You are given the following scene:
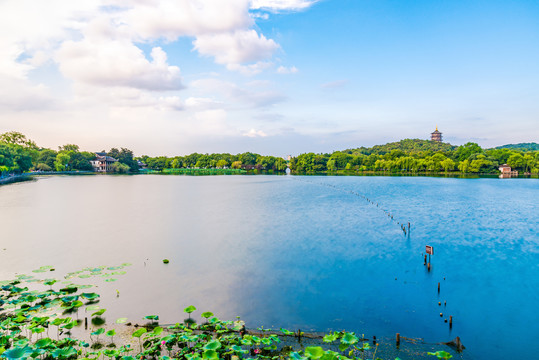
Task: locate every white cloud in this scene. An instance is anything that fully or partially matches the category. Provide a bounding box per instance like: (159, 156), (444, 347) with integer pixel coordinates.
(276, 65), (298, 74)
(123, 0), (252, 40)
(250, 0), (319, 11)
(243, 128), (268, 137)
(57, 29), (183, 91)
(193, 30), (279, 69)
(185, 97), (223, 110)
(191, 78), (286, 108)
(70, 83), (184, 111)
(0, 75), (56, 111)
(227, 61), (274, 75)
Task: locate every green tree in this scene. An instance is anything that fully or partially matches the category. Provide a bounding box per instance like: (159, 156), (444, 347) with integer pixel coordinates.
(109, 162), (130, 173)
(454, 142), (482, 161)
(326, 159), (337, 171)
(216, 159), (228, 168)
(54, 153), (70, 171)
(507, 153), (525, 171)
(231, 161), (242, 169)
(59, 144), (80, 152)
(0, 131), (37, 149)
(440, 158), (456, 172)
(37, 149), (57, 169)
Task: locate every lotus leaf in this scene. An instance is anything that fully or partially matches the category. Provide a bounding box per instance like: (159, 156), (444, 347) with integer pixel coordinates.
(290, 352), (307, 360)
(305, 347), (325, 359)
(323, 333), (339, 343)
(132, 328), (147, 338)
(35, 338), (52, 348)
(341, 333), (358, 345)
(116, 318), (128, 324)
(203, 340), (221, 351)
(184, 305), (196, 314)
(81, 293), (100, 300)
(52, 347), (77, 358)
(103, 349), (119, 357)
(280, 328), (294, 335)
(428, 351), (453, 360)
(2, 346), (29, 359)
(91, 328), (105, 336)
(201, 312), (213, 319)
(51, 318), (66, 326)
(92, 309), (106, 316)
(202, 350), (218, 360)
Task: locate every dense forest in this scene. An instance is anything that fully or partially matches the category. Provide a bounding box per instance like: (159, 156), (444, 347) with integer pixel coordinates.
(1, 131), (538, 176)
(0, 131), (287, 175)
(290, 139), (539, 174)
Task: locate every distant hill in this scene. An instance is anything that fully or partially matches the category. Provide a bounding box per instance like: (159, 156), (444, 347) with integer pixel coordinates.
(495, 143), (539, 151)
(347, 138), (456, 155)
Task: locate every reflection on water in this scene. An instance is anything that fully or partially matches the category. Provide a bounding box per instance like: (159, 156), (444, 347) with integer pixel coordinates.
(0, 175), (538, 360)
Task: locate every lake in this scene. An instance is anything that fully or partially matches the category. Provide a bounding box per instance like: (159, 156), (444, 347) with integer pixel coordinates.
(1, 174), (538, 359)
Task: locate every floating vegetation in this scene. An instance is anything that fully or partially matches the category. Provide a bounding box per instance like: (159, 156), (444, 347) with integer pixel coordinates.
(0, 265), (454, 360)
(116, 317), (128, 324)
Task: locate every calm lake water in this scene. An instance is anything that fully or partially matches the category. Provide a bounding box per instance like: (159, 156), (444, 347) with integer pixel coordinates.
(1, 175), (538, 359)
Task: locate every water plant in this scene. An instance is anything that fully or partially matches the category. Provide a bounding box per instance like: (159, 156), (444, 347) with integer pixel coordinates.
(0, 266), (456, 360)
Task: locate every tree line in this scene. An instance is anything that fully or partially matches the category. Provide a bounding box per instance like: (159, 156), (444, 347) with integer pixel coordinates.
(138, 152), (288, 172)
(2, 131), (538, 176)
(0, 132), (138, 175)
(0, 131), (288, 175)
(290, 139), (539, 174)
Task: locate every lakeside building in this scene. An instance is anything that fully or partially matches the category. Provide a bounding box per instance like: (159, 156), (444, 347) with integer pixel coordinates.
(431, 126), (443, 142)
(137, 160), (147, 170)
(499, 164), (518, 177)
(90, 152), (118, 172)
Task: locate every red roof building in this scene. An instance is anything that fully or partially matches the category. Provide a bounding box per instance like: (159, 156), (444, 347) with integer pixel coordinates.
(91, 153), (118, 172)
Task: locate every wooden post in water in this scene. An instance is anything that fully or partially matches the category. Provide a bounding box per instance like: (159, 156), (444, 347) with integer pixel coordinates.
(424, 255), (427, 265)
(84, 317), (88, 330)
(449, 316), (453, 328)
(396, 333), (400, 347)
(438, 282), (440, 293)
(455, 336), (463, 352)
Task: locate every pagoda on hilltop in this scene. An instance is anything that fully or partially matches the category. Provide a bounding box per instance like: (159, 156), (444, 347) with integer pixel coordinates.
(431, 126), (442, 142)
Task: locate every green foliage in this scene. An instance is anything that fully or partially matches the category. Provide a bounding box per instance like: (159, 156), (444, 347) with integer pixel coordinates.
(109, 162), (130, 173)
(496, 142), (539, 151)
(54, 153), (70, 172)
(290, 138), (539, 174)
(428, 350), (453, 359)
(0, 269), (457, 360)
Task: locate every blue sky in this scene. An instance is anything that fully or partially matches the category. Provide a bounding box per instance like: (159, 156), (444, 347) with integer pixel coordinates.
(1, 0), (538, 156)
